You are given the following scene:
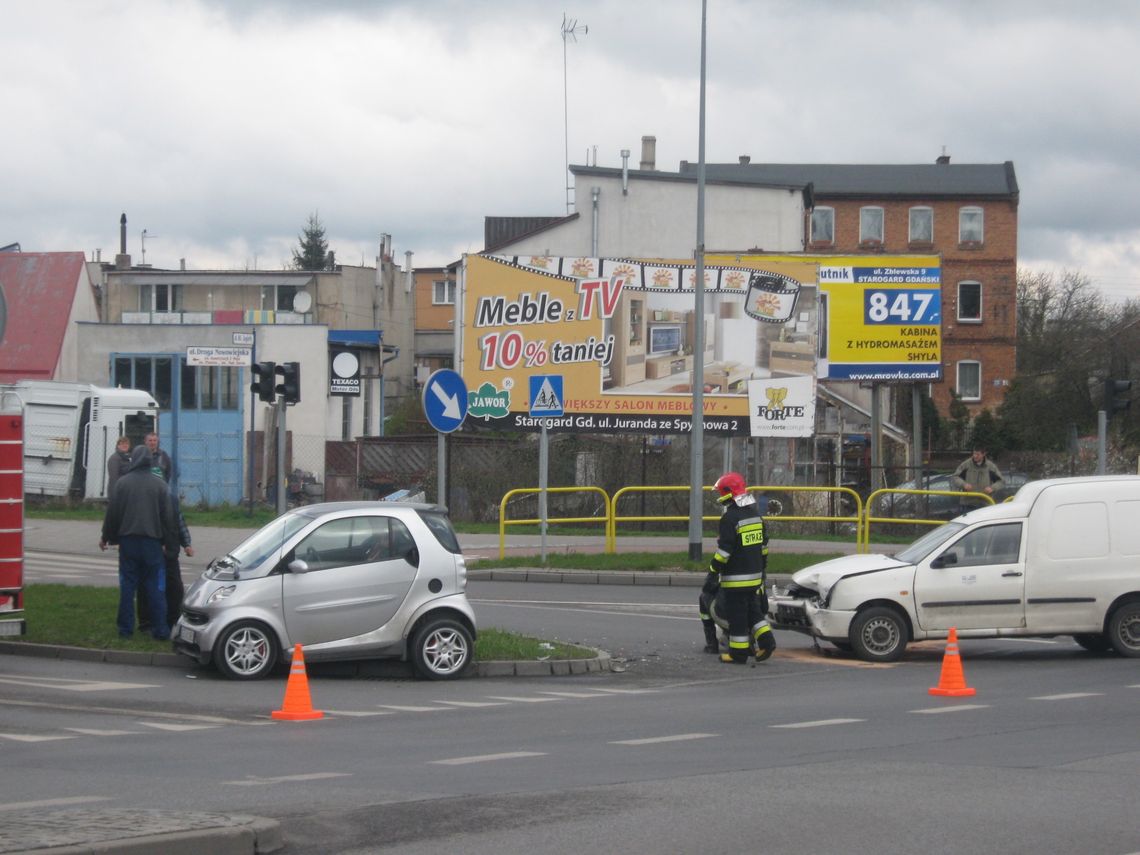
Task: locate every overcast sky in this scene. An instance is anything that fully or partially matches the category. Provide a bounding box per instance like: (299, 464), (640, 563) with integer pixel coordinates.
(3, 0), (1137, 302)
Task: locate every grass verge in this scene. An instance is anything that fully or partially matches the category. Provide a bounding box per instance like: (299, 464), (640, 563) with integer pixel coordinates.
(12, 584), (596, 661)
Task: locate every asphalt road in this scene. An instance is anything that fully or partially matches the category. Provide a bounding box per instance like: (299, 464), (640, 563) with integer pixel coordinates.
(3, 570), (1139, 854)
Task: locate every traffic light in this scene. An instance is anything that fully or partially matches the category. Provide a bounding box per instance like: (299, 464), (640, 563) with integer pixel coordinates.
(250, 361), (276, 403)
(276, 361), (301, 404)
(1104, 377), (1132, 420)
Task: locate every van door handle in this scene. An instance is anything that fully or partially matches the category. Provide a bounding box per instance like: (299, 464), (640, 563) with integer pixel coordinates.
(1001, 571), (1023, 577)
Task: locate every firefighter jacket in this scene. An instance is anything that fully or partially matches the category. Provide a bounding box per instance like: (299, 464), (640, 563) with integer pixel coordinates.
(706, 495), (768, 590)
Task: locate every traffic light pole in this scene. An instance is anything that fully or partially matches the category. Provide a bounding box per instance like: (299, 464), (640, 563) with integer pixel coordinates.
(277, 397), (287, 515)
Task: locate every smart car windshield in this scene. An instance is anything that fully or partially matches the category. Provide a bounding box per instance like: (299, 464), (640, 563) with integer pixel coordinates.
(208, 511), (313, 578)
(895, 522), (966, 564)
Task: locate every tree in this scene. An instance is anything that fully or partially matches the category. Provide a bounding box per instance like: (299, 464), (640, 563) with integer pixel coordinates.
(292, 212), (332, 271)
(998, 269), (1138, 450)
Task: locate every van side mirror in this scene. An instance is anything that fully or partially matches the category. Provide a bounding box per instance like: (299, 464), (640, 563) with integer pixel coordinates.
(931, 551), (958, 569)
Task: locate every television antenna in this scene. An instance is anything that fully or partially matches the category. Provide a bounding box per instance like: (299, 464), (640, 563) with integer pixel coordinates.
(141, 229), (157, 265)
(562, 13), (588, 214)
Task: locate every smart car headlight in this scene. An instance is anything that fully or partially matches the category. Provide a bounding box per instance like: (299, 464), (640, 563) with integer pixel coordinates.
(206, 585), (237, 604)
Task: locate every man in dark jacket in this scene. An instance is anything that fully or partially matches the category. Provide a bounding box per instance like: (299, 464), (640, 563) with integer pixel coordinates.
(141, 494), (193, 634)
(702, 472), (776, 664)
(99, 446), (178, 639)
(105, 435), (131, 497)
(144, 432), (174, 485)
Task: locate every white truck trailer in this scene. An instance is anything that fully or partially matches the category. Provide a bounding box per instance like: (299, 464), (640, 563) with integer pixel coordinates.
(0, 380), (159, 501)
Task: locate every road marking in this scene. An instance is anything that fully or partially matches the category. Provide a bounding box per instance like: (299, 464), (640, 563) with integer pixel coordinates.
(0, 732), (78, 742)
(0, 698), (273, 726)
(434, 700), (509, 708)
(910, 704), (990, 714)
(587, 687), (659, 695)
(324, 710), (393, 717)
(611, 733), (717, 745)
(484, 695), (560, 703)
(0, 796), (112, 811)
(65, 728), (140, 735)
(376, 704), (456, 713)
(224, 772), (352, 786)
(431, 751), (546, 766)
(771, 718), (864, 729)
(1029, 692), (1104, 701)
(537, 690), (613, 699)
(0, 675), (159, 692)
(140, 722), (222, 732)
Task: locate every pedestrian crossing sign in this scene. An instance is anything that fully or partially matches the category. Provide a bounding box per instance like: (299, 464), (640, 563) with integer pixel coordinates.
(528, 375), (564, 417)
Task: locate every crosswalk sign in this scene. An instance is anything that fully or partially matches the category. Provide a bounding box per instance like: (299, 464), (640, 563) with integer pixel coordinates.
(529, 375), (564, 418)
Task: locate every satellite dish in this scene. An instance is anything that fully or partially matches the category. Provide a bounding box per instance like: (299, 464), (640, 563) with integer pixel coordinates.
(292, 291), (312, 313)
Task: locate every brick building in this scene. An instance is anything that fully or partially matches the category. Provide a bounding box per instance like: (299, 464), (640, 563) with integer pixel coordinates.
(693, 155), (1019, 414)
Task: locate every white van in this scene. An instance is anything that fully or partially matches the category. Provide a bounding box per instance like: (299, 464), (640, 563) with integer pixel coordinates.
(770, 476), (1140, 662)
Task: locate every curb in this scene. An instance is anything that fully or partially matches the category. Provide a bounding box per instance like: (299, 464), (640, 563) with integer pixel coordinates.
(6, 809), (282, 855)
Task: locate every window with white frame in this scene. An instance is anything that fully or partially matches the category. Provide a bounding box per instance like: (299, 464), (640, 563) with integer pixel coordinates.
(958, 281), (982, 322)
(261, 284), (299, 312)
(432, 280), (456, 305)
(859, 207), (884, 244)
(909, 207), (933, 243)
(959, 207), (984, 244)
(956, 361), (982, 401)
(810, 207), (834, 244)
(138, 283), (183, 313)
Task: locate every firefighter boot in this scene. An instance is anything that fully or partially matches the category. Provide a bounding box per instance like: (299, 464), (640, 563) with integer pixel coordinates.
(754, 622), (776, 662)
(703, 622), (720, 654)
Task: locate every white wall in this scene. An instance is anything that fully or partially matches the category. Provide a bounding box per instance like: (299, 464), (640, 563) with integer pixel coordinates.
(498, 173), (805, 258)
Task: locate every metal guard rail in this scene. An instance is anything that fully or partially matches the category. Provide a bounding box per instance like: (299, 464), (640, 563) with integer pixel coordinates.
(498, 486), (613, 559)
(609, 484), (863, 555)
(860, 488), (995, 552)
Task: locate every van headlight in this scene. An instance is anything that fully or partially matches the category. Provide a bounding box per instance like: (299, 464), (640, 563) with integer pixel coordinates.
(206, 585), (237, 604)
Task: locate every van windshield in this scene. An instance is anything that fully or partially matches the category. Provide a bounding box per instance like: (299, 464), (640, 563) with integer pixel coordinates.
(895, 522), (965, 564)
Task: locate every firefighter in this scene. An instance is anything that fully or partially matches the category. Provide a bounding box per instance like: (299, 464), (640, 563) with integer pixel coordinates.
(702, 472), (776, 664)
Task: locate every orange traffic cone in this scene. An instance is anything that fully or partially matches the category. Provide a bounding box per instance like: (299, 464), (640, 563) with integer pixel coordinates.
(929, 627), (976, 697)
(272, 644), (324, 720)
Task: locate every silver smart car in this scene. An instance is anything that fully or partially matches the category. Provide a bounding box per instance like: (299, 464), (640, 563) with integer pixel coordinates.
(172, 501), (476, 681)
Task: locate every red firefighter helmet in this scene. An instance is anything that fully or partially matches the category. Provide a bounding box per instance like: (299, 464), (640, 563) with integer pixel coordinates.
(714, 471), (747, 504)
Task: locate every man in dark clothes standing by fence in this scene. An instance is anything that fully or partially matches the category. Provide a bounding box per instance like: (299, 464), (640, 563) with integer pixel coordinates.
(99, 446), (178, 639)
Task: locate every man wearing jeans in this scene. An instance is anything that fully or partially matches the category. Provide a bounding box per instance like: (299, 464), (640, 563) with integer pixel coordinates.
(99, 446), (179, 639)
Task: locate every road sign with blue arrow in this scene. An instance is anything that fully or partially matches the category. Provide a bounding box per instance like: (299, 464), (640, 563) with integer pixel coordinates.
(422, 369), (468, 433)
(529, 375), (564, 418)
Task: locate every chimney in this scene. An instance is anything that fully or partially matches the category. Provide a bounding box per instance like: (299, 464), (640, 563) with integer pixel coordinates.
(115, 212), (131, 270)
(936, 147), (951, 165)
(739, 155), (751, 165)
(404, 251), (414, 294)
(640, 135), (656, 171)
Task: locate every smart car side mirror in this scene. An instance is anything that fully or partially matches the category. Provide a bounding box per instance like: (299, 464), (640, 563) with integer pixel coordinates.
(405, 546), (420, 568)
(287, 559), (313, 574)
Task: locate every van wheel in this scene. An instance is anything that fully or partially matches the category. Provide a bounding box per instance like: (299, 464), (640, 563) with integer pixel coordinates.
(1073, 633), (1113, 654)
(215, 621), (279, 680)
(411, 617), (473, 680)
(849, 606), (908, 663)
(1107, 603), (1140, 658)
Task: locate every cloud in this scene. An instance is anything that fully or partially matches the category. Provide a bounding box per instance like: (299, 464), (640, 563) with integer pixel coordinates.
(1, 0), (1137, 303)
